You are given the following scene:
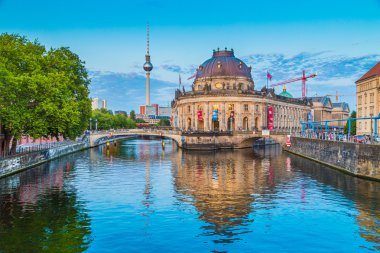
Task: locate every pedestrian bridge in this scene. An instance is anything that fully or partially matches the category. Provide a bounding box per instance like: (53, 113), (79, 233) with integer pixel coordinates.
(89, 129), (289, 150)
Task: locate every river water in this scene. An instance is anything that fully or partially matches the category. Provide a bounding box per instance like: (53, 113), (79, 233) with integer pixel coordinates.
(0, 138), (379, 253)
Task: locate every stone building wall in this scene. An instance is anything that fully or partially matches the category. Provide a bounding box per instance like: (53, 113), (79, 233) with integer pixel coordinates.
(356, 75), (380, 135)
(172, 93), (310, 133)
(286, 137), (380, 180)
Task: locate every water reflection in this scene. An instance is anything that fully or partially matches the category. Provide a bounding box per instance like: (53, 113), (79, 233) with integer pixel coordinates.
(171, 145), (380, 250)
(0, 155), (92, 253)
(172, 148), (292, 244)
(0, 139), (379, 252)
(289, 155), (380, 249)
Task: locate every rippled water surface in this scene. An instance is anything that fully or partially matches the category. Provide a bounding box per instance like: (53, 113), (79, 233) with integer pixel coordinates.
(0, 138), (379, 253)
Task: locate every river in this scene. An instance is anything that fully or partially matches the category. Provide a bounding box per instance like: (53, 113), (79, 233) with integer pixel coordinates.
(0, 137), (379, 252)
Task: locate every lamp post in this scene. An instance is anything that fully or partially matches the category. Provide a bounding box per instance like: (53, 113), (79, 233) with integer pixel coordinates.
(289, 115), (293, 135)
(95, 119), (98, 131)
(370, 113), (373, 143)
(89, 118), (92, 131)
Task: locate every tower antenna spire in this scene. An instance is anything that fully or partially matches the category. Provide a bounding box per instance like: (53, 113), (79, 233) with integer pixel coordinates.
(146, 22), (150, 55)
(143, 22), (153, 106)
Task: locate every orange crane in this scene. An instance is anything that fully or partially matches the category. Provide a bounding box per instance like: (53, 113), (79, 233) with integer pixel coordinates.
(325, 91), (355, 102)
(270, 70), (317, 97)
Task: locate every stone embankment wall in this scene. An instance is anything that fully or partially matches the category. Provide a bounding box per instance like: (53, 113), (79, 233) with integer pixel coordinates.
(286, 137), (380, 181)
(0, 142), (87, 178)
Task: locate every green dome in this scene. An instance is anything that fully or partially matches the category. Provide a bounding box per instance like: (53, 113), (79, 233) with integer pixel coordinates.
(279, 86), (293, 98)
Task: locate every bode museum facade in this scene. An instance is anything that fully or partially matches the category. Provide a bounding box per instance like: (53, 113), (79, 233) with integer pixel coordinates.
(171, 49), (313, 132)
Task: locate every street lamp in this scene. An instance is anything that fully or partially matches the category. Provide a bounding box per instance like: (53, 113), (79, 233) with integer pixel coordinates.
(370, 113), (373, 143)
(95, 119), (98, 131)
(89, 118), (92, 131)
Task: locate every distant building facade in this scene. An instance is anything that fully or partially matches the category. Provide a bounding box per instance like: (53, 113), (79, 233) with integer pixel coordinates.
(332, 102), (350, 128)
(356, 61), (380, 135)
(171, 49), (351, 132)
(92, 98), (107, 110)
(139, 104), (171, 117)
(171, 49), (311, 132)
(115, 110), (127, 116)
(307, 96), (350, 130)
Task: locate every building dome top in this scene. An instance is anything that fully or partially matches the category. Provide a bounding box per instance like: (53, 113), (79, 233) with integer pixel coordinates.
(195, 49), (252, 80)
(279, 85), (293, 98)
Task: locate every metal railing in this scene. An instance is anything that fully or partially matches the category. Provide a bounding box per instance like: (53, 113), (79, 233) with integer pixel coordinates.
(1, 140), (84, 160)
(293, 131), (380, 145)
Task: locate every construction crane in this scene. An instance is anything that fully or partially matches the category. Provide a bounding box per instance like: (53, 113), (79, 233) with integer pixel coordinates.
(270, 70), (317, 97)
(325, 91), (356, 102)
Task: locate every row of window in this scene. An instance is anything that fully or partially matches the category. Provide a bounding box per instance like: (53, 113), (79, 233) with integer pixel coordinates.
(358, 79), (379, 92)
(357, 106), (375, 117)
(190, 104), (260, 113)
(358, 92), (376, 105)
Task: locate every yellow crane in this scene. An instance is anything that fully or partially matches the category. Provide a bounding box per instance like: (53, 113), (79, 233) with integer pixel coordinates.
(325, 91), (355, 102)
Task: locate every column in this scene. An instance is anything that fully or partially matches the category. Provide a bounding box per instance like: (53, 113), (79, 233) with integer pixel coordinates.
(222, 103), (226, 131)
(206, 102), (210, 131)
(237, 103), (242, 130)
(192, 103), (195, 130)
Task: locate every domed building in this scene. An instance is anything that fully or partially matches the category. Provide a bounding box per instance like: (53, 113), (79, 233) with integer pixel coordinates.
(171, 48), (311, 133)
(279, 85), (293, 98)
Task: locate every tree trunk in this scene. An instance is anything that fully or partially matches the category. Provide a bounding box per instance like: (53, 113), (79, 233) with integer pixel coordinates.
(10, 138), (17, 155)
(3, 129), (13, 156)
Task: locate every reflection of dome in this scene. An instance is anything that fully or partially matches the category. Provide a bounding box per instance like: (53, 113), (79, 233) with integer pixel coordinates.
(195, 49), (252, 80)
(143, 62), (153, 72)
(279, 85), (293, 98)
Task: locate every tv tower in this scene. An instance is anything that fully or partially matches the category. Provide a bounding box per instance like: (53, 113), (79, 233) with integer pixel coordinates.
(143, 23), (153, 105)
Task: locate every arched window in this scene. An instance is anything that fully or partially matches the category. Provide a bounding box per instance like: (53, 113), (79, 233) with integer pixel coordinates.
(243, 117), (249, 130)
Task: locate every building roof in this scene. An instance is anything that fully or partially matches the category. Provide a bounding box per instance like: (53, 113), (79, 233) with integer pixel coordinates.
(332, 102), (350, 112)
(356, 61), (380, 82)
(309, 96), (332, 107)
(278, 86), (293, 98)
(195, 49), (252, 80)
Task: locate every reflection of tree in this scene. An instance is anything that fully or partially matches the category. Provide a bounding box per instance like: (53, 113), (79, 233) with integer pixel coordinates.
(289, 155), (380, 248)
(0, 156), (92, 253)
(173, 150), (276, 243)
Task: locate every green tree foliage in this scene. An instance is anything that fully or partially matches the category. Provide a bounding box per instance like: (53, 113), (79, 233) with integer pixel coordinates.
(91, 109), (136, 130)
(157, 119), (170, 126)
(129, 110), (136, 121)
(0, 34), (91, 154)
(344, 111), (356, 135)
(135, 118), (146, 123)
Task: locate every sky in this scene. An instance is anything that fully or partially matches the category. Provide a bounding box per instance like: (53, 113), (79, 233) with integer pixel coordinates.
(1, 0), (380, 111)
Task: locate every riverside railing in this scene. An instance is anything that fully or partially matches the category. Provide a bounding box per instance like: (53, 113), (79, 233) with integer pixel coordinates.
(1, 140), (82, 159)
(293, 131), (379, 145)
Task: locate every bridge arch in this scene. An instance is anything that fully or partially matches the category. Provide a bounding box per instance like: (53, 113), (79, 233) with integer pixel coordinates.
(90, 131), (182, 148)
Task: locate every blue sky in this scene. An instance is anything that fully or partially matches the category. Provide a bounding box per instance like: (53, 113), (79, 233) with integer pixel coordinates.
(1, 0), (380, 111)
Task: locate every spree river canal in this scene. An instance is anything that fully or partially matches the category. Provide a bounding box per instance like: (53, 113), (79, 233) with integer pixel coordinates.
(0, 137), (379, 253)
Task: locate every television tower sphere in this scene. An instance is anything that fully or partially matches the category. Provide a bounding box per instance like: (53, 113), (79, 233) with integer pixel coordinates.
(143, 61), (153, 72)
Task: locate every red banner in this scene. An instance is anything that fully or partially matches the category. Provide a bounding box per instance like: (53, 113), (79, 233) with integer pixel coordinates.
(268, 106), (273, 130)
(197, 110), (203, 121)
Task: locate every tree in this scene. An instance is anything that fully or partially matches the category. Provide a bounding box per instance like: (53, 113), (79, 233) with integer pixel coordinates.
(91, 109), (114, 130)
(113, 114), (136, 129)
(135, 118), (146, 123)
(129, 110), (136, 121)
(157, 119), (170, 126)
(0, 34), (91, 154)
(344, 111), (356, 135)
(91, 109), (136, 130)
